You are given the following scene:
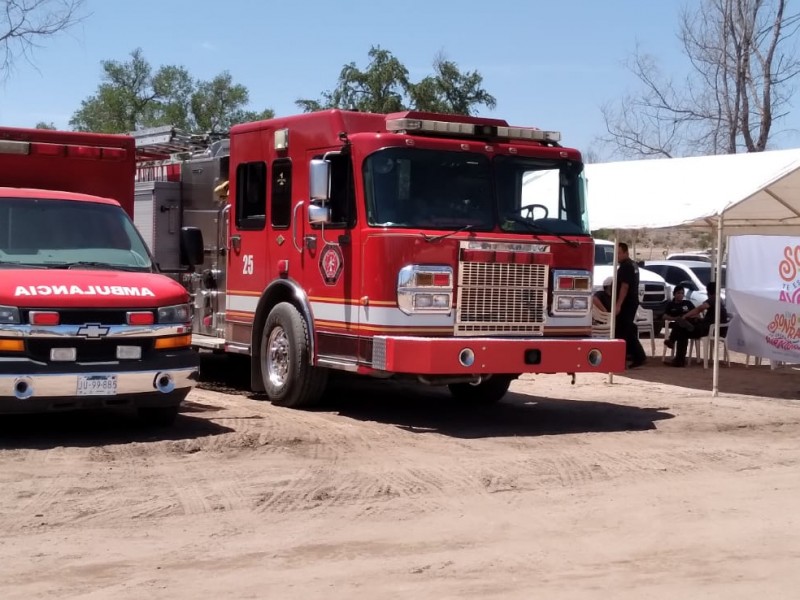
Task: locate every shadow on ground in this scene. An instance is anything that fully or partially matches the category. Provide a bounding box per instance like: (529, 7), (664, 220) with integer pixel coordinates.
(197, 354), (674, 439)
(621, 355), (800, 399)
(0, 404), (234, 450)
(322, 378), (675, 439)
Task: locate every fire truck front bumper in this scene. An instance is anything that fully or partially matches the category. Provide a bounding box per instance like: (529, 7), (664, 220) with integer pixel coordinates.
(0, 350), (199, 413)
(370, 336), (626, 375)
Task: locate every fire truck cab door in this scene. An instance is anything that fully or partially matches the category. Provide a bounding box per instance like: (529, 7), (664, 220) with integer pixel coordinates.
(226, 146), (270, 347)
(304, 150), (359, 355)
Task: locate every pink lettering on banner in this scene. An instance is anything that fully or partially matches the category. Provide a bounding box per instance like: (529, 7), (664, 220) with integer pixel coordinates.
(778, 245), (800, 304)
(765, 336), (800, 352)
(779, 245), (800, 281)
(767, 312), (800, 338)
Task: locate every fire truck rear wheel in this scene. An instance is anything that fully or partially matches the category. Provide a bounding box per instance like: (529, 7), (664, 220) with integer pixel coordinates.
(448, 376), (513, 404)
(261, 302), (328, 408)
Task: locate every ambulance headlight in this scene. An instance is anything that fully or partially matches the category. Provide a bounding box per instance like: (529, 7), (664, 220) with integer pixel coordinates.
(0, 306), (21, 325)
(157, 304), (192, 324)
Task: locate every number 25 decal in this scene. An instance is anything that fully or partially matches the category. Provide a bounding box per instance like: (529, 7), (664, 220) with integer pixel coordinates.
(242, 254), (254, 275)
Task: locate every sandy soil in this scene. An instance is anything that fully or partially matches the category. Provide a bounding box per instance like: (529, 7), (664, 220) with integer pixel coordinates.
(2, 344), (800, 599)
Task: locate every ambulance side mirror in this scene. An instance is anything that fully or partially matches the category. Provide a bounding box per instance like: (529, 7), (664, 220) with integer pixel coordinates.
(309, 159), (330, 201)
(180, 226), (205, 268)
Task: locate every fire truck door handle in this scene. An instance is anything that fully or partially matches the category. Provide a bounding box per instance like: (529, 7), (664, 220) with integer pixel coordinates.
(292, 201), (305, 253)
(230, 235), (241, 253)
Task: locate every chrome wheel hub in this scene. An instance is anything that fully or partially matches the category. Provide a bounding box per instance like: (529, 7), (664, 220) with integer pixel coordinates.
(267, 326), (290, 387)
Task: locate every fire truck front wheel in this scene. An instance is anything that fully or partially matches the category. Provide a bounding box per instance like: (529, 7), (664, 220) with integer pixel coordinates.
(260, 302), (328, 408)
(448, 375), (513, 404)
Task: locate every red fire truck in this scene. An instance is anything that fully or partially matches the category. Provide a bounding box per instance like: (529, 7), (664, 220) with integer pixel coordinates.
(133, 110), (625, 408)
(0, 127), (201, 424)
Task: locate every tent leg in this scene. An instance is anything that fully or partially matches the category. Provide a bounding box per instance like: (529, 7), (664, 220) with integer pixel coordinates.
(608, 233), (619, 384)
(712, 219), (724, 397)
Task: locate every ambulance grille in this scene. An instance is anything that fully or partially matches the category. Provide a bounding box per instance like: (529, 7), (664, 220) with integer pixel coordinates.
(456, 262), (548, 336)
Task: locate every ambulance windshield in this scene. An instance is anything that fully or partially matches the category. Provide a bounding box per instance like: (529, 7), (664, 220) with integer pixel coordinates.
(363, 148), (589, 235)
(0, 197), (153, 271)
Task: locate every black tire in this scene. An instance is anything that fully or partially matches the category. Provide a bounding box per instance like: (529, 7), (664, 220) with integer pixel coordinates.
(260, 302), (328, 408)
(448, 376), (513, 404)
(137, 405), (180, 427)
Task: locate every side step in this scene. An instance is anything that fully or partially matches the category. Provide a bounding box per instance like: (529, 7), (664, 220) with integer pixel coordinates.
(192, 334), (226, 351)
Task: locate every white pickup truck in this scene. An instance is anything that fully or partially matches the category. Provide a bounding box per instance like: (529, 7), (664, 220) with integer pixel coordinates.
(593, 239), (670, 335)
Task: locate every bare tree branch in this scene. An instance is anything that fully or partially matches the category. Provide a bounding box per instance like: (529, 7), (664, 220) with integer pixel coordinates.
(0, 0), (86, 80)
(597, 0), (800, 158)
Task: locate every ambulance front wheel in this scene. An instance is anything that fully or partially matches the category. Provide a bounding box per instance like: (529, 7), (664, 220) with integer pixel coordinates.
(260, 302), (328, 408)
(448, 375), (512, 404)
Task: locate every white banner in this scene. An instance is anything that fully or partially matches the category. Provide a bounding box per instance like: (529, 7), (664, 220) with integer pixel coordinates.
(726, 235), (800, 363)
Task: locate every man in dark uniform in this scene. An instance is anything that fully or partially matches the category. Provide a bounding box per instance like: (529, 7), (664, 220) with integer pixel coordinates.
(614, 242), (647, 368)
(663, 285), (700, 367)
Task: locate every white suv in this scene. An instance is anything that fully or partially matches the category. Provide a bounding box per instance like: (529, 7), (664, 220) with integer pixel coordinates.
(642, 260), (726, 307)
(593, 239), (670, 334)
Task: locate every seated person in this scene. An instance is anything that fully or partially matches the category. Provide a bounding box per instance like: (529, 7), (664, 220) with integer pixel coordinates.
(667, 280), (728, 367)
(664, 285), (699, 351)
(592, 277), (613, 318)
(683, 280), (729, 338)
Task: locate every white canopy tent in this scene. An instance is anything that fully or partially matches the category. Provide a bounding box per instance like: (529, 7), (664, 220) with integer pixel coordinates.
(582, 147), (800, 394)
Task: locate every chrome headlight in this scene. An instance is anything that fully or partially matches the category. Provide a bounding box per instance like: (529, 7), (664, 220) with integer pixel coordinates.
(0, 306), (21, 325)
(552, 270), (592, 317)
(397, 265), (453, 315)
(157, 303), (192, 324)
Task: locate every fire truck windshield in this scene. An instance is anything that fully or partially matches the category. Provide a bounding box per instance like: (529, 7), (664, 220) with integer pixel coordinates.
(0, 197), (153, 272)
(363, 148), (589, 235)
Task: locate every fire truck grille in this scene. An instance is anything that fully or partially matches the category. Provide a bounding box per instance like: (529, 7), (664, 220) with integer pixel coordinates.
(456, 262), (548, 336)
(26, 339), (155, 363)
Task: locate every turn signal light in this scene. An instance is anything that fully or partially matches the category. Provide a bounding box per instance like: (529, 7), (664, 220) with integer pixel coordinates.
(557, 277), (574, 290)
(127, 311), (155, 325)
(30, 311), (60, 326)
(154, 334), (192, 350)
(0, 339), (24, 352)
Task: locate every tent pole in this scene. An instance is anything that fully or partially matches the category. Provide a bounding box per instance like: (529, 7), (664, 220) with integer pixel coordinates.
(712, 218), (724, 397)
(608, 232), (620, 384)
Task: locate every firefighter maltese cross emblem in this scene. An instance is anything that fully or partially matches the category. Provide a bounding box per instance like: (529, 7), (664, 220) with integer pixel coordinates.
(319, 244), (343, 286)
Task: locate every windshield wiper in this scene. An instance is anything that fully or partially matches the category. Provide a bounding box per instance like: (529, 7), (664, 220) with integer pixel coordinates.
(503, 215), (579, 248)
(50, 261), (149, 272)
(421, 225), (475, 243)
(0, 262), (49, 269)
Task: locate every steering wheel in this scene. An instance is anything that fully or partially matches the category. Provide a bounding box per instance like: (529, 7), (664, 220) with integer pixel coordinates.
(520, 203), (549, 220)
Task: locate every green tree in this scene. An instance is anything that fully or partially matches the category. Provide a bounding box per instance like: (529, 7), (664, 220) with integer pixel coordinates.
(70, 48), (273, 133)
(408, 52), (497, 115)
(34, 121), (56, 129)
(296, 45), (496, 116)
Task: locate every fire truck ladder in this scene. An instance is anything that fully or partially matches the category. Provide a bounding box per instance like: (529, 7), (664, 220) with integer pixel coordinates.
(131, 125), (226, 160)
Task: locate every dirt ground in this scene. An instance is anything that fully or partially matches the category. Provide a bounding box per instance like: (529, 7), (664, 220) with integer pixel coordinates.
(2, 343), (800, 599)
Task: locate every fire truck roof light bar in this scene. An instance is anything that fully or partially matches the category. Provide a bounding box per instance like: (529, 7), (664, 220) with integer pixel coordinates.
(385, 118), (561, 143)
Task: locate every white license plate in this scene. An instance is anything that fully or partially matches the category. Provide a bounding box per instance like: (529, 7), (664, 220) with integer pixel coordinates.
(77, 375), (118, 396)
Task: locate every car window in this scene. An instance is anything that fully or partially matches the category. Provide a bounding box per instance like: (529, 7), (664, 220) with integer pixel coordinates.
(665, 266), (689, 286)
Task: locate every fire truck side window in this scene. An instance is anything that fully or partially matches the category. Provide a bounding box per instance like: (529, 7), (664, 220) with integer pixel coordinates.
(271, 159), (292, 228)
(235, 161), (267, 230)
(311, 153), (356, 229)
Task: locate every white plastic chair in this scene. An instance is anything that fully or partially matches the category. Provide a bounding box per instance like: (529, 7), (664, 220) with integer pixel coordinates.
(701, 323), (730, 369)
(591, 306), (611, 338)
(745, 356), (783, 369)
(634, 306), (656, 356)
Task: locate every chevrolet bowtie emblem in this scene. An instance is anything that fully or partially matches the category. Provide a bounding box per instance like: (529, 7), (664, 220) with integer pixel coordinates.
(77, 324), (110, 338)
